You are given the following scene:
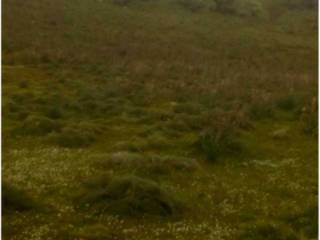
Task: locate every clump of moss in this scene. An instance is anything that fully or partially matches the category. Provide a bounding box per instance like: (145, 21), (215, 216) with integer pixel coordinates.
(76, 175), (183, 217)
(2, 183), (36, 213)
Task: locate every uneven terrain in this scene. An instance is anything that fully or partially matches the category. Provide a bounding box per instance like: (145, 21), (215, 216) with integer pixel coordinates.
(2, 0), (318, 239)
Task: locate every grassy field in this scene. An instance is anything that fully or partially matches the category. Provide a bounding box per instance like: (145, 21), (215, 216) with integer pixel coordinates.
(2, 0), (318, 239)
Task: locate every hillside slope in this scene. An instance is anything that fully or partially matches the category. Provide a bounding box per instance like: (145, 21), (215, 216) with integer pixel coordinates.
(2, 1), (318, 239)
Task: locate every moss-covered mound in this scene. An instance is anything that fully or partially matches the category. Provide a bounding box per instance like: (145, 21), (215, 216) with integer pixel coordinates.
(77, 175), (182, 217)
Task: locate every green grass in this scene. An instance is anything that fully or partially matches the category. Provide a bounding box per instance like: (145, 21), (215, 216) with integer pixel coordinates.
(2, 0), (317, 239)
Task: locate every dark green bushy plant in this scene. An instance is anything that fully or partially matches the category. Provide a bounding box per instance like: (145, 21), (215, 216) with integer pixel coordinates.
(76, 175), (183, 217)
(276, 95), (300, 111)
(2, 183), (36, 213)
(54, 122), (100, 148)
(197, 126), (243, 161)
(250, 102), (274, 120)
(16, 115), (62, 136)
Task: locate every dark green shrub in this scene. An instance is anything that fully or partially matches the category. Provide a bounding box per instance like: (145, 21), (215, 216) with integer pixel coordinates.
(18, 81), (29, 89)
(54, 122), (100, 148)
(2, 183), (36, 213)
(250, 102), (274, 120)
(76, 175), (182, 217)
(276, 95), (300, 111)
(16, 115), (62, 136)
(197, 127), (244, 161)
(3, 100), (20, 115)
(45, 105), (64, 119)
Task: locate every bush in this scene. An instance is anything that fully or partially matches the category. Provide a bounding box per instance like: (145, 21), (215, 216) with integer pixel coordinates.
(250, 102), (274, 120)
(76, 175), (182, 217)
(276, 95), (300, 111)
(44, 105), (64, 119)
(54, 122), (101, 148)
(16, 115), (62, 136)
(196, 127), (244, 161)
(2, 183), (36, 213)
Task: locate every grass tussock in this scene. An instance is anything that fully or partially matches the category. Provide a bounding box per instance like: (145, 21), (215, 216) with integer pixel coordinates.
(15, 115), (62, 136)
(76, 175), (183, 217)
(197, 128), (244, 161)
(53, 122), (102, 148)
